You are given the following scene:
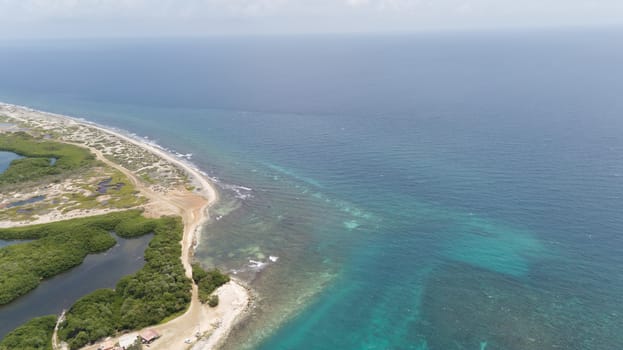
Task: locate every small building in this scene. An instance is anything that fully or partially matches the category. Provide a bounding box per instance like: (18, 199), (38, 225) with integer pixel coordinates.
(119, 334), (138, 349)
(139, 329), (161, 344)
(98, 341), (115, 350)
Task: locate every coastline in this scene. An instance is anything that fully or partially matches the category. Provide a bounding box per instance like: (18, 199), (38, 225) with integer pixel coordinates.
(0, 102), (251, 350)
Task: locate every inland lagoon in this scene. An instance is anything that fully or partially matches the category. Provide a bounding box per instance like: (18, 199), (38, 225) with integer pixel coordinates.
(0, 234), (152, 338)
(0, 151), (20, 173)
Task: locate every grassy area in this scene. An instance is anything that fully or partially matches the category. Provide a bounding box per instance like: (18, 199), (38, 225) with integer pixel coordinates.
(60, 170), (146, 213)
(139, 173), (156, 184)
(0, 132), (145, 222)
(105, 170), (145, 208)
(0, 210), (148, 305)
(0, 132), (96, 186)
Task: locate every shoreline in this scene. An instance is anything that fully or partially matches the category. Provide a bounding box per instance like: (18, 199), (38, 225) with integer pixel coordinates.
(0, 102), (251, 350)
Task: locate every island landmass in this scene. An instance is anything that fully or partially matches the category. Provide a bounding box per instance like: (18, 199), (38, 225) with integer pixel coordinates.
(0, 103), (250, 350)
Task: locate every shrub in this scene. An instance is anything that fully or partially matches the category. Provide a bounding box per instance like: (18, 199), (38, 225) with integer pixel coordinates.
(192, 265), (229, 304)
(207, 294), (219, 308)
(126, 338), (143, 350)
(191, 262), (208, 283)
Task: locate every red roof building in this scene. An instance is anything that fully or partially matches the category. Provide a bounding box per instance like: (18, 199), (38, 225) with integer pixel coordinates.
(139, 329), (160, 343)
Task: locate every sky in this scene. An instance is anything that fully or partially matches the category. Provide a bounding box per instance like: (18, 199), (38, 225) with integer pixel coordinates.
(0, 0), (622, 38)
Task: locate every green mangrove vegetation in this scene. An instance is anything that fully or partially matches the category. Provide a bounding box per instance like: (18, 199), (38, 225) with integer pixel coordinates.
(0, 131), (96, 186)
(58, 216), (191, 350)
(1, 213), (192, 349)
(0, 131), (206, 348)
(0, 210), (148, 305)
(192, 263), (230, 305)
(0, 315), (56, 350)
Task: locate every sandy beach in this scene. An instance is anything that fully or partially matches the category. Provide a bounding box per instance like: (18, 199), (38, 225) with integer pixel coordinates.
(0, 103), (250, 350)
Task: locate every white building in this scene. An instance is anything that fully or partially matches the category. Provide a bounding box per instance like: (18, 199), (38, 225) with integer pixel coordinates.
(118, 334), (138, 349)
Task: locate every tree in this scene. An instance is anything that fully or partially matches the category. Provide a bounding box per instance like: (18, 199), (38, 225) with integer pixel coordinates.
(208, 294), (219, 307)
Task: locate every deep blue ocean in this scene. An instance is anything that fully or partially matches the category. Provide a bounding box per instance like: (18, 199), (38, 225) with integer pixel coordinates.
(1, 30), (622, 349)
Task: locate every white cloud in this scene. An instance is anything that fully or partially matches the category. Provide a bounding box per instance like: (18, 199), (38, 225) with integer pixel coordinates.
(0, 0), (621, 38)
(346, 0), (369, 7)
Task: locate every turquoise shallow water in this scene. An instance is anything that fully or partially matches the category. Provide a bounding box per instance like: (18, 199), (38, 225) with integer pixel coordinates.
(0, 31), (622, 348)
